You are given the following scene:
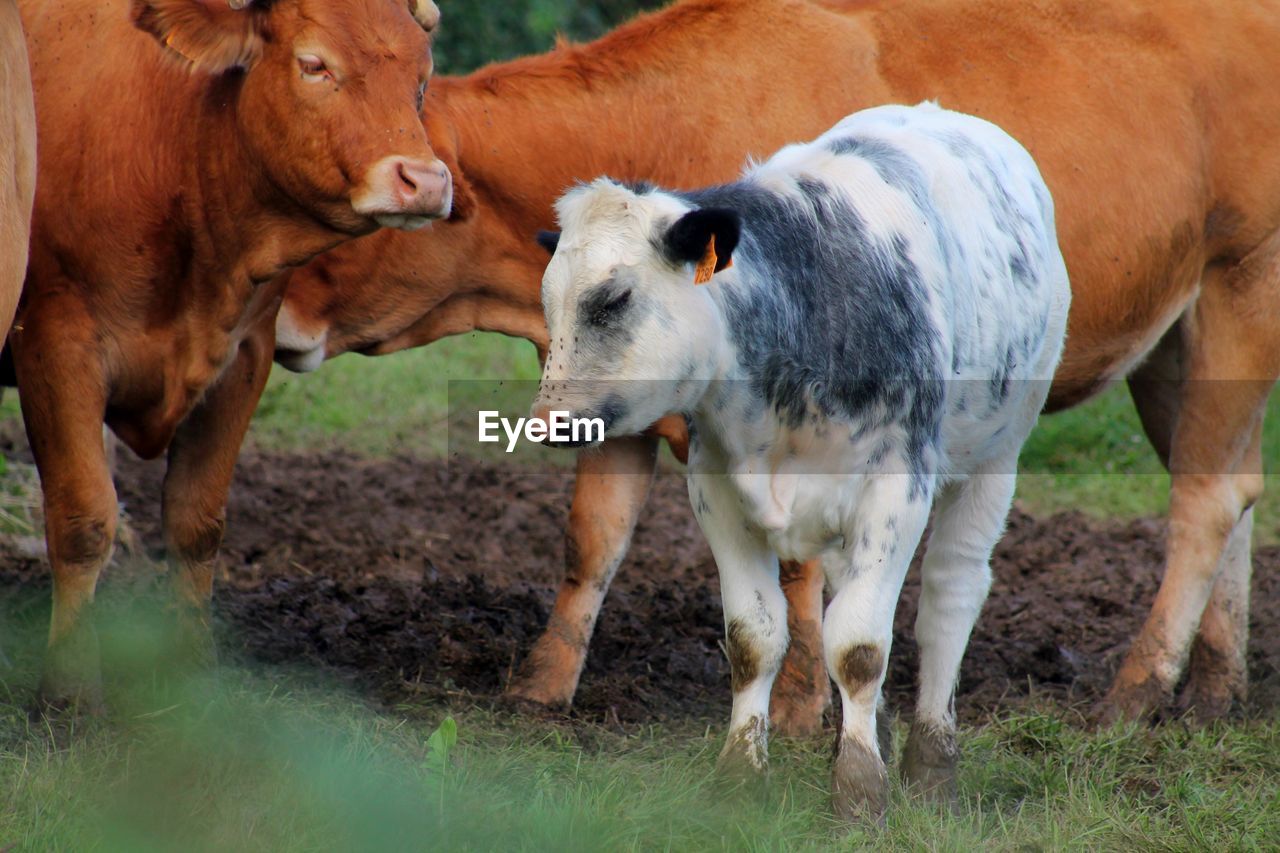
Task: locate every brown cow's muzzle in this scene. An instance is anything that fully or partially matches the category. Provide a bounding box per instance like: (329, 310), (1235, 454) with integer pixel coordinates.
(352, 156), (452, 230)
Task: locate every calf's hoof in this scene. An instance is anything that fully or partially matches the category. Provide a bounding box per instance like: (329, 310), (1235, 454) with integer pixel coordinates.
(831, 733), (888, 824)
(900, 721), (958, 807)
(716, 715), (770, 791)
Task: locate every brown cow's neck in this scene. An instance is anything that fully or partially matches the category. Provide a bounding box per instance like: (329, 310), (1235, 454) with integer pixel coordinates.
(185, 85), (350, 288)
(322, 0), (857, 358)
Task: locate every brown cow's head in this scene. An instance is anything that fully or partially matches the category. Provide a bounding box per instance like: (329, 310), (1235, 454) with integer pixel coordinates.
(132, 0), (454, 232)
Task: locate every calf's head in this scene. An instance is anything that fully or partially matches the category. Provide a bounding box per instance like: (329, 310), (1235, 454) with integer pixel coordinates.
(532, 180), (740, 444)
(132, 0), (452, 231)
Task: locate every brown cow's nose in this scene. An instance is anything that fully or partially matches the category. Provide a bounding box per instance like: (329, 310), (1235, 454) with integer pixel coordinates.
(351, 155), (452, 229)
(393, 158), (448, 209)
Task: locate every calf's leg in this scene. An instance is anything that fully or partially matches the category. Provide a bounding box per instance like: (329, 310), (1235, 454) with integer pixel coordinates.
(690, 473), (789, 778)
(824, 474), (931, 822)
(904, 466), (1015, 802)
(505, 435), (658, 708)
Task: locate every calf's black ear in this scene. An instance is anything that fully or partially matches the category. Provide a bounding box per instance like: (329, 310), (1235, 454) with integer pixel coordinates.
(662, 208), (740, 283)
(536, 230), (561, 256)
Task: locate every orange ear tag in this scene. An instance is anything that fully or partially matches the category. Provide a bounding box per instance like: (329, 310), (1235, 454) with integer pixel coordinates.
(694, 235), (733, 284)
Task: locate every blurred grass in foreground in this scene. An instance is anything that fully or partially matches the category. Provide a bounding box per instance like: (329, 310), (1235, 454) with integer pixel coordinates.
(1, 593), (1278, 851)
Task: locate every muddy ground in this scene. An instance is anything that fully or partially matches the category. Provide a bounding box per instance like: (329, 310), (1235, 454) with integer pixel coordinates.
(3, 442), (1278, 726)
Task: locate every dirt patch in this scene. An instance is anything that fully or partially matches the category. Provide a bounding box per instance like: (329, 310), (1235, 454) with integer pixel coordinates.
(2, 442), (1278, 725)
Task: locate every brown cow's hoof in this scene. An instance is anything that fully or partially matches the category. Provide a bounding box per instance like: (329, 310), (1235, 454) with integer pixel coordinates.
(900, 721), (958, 806)
(36, 627), (105, 717)
(501, 670), (573, 715)
(831, 732), (888, 824)
(1178, 639), (1245, 724)
(35, 671), (105, 718)
(494, 692), (571, 722)
(1093, 677), (1169, 728)
(502, 682), (572, 712)
(172, 617), (219, 672)
(502, 627), (584, 712)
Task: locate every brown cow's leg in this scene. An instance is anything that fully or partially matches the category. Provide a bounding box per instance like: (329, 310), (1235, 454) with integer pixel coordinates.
(161, 333), (273, 666)
(505, 435), (659, 708)
(1180, 443), (1256, 720)
(1126, 315), (1254, 722)
(1099, 251), (1280, 725)
(13, 319), (115, 711)
(770, 559), (830, 736)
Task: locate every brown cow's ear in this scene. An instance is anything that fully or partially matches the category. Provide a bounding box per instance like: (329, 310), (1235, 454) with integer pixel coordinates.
(132, 0), (265, 74)
(408, 0), (441, 32)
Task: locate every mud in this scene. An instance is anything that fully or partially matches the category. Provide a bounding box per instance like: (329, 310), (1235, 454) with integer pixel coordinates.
(2, 442), (1278, 725)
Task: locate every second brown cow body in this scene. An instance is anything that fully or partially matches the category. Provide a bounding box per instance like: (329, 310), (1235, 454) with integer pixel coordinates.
(276, 0), (1280, 734)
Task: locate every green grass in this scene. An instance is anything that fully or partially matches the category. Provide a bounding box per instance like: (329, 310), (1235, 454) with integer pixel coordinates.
(2, 594), (1278, 852)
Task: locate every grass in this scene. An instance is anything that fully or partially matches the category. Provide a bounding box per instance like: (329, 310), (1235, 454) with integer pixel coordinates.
(3, 332), (1280, 849)
(1, 600), (1278, 852)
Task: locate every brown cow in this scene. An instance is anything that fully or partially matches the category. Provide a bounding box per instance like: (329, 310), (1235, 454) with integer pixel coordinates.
(279, 0), (1280, 749)
(0, 0), (33, 347)
(12, 0), (454, 710)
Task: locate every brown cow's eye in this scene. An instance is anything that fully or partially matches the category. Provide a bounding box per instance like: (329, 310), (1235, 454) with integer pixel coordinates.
(416, 80), (427, 112)
(298, 55), (331, 81)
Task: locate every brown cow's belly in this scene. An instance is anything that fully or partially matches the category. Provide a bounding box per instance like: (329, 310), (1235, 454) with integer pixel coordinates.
(1045, 267), (1200, 412)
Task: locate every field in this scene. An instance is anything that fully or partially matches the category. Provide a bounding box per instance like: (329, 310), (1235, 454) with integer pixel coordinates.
(2, 333), (1279, 850)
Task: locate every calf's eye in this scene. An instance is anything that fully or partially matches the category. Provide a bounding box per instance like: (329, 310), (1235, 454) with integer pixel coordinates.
(591, 290), (631, 326)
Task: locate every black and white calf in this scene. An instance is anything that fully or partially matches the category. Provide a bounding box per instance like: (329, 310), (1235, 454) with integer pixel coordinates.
(532, 103), (1070, 821)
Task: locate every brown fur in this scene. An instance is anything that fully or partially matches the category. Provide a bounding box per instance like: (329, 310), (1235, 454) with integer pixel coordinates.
(837, 644), (884, 694)
(0, 0), (33, 351)
(725, 618), (760, 692)
(13, 0), (441, 707)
